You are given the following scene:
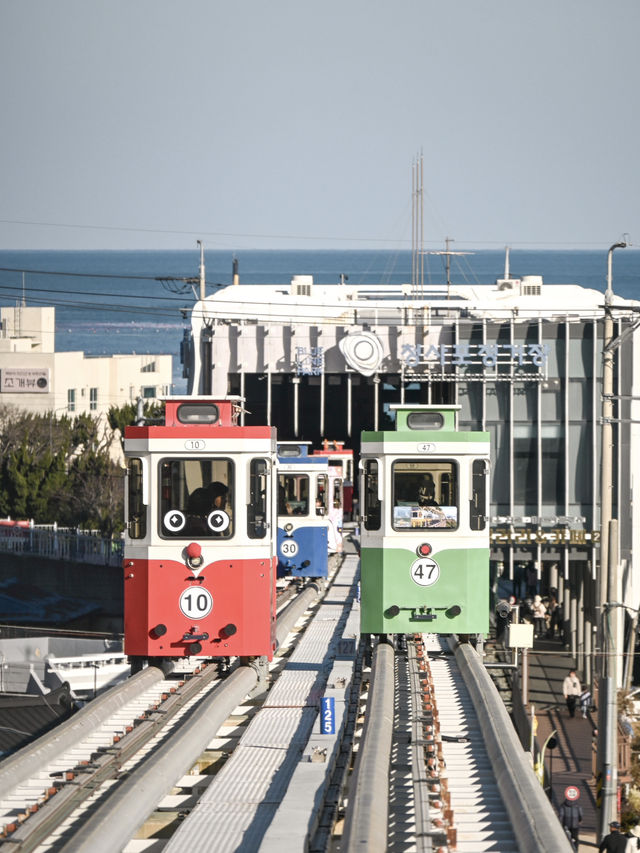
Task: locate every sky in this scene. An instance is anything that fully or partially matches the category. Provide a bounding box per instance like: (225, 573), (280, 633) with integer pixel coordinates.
(1, 0), (638, 252)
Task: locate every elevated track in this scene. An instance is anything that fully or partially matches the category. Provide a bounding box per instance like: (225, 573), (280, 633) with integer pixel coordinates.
(0, 550), (571, 852)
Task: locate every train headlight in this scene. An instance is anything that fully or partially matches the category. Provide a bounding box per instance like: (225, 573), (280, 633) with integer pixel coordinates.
(416, 543), (432, 557)
(185, 542), (204, 569)
(284, 523), (294, 534)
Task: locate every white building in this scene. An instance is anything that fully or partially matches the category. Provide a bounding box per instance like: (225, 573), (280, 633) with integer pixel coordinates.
(0, 306), (172, 417)
(183, 267), (640, 686)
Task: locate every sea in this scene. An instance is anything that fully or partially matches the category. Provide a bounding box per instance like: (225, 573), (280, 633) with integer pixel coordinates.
(0, 248), (638, 396)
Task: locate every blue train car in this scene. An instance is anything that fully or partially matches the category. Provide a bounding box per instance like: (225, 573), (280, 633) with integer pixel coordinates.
(277, 442), (329, 580)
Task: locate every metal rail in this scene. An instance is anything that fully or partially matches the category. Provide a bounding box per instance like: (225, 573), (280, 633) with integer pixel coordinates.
(0, 557), (574, 853)
(0, 663), (170, 802)
(341, 640), (395, 853)
(452, 638), (573, 853)
(60, 664), (259, 853)
(0, 578), (330, 852)
(341, 635), (573, 853)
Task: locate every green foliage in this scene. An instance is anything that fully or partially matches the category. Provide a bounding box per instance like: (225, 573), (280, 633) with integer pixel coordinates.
(108, 401), (163, 450)
(0, 403), (125, 535)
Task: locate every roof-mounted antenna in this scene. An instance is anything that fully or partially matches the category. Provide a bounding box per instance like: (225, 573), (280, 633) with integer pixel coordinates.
(504, 246), (511, 280)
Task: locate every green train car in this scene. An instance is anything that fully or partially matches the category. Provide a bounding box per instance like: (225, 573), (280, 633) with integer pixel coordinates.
(359, 405), (490, 636)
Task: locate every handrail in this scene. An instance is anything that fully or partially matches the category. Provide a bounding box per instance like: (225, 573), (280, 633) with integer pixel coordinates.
(453, 639), (574, 853)
(0, 527), (123, 567)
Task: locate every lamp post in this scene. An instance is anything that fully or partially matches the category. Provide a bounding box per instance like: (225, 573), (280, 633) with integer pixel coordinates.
(598, 240), (626, 838)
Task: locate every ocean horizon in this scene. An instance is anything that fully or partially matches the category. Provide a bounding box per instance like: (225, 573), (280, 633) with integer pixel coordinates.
(1, 248), (638, 395)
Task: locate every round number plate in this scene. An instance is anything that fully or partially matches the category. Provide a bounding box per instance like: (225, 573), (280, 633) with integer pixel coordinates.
(179, 587), (213, 619)
(280, 539), (299, 557)
(410, 557), (440, 587)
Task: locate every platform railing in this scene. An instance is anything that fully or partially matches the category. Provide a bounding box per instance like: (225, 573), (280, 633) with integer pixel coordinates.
(0, 523), (123, 567)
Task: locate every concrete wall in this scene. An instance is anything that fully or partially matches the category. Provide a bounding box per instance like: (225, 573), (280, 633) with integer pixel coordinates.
(0, 552), (123, 633)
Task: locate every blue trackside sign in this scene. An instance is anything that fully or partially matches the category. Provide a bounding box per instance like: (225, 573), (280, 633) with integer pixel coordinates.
(320, 697), (335, 734)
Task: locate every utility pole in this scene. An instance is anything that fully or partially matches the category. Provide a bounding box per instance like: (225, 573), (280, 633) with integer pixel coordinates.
(597, 240), (626, 838)
(197, 240), (206, 301)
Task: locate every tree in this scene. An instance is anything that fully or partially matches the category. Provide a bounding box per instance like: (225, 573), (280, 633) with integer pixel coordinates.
(64, 448), (125, 537)
(108, 400), (163, 451)
(0, 406), (125, 535)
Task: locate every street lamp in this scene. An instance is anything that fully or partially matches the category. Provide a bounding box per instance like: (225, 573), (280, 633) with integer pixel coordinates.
(598, 240), (626, 838)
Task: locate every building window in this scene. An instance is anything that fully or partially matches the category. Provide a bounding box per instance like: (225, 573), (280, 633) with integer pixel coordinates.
(67, 389), (76, 412)
(89, 387), (98, 411)
(142, 386), (156, 399)
(141, 361), (156, 373)
(513, 425), (537, 512)
(541, 425), (564, 507)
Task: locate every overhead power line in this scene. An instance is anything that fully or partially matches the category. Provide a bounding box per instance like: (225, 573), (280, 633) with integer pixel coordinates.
(0, 282), (189, 305)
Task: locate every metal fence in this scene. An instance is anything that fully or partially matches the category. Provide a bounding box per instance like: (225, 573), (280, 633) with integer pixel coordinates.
(0, 524), (123, 567)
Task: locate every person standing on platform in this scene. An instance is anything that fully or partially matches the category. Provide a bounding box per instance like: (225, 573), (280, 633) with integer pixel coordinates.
(563, 669), (582, 718)
(558, 796), (583, 849)
(599, 821), (628, 852)
(532, 594), (547, 638)
(546, 590), (560, 638)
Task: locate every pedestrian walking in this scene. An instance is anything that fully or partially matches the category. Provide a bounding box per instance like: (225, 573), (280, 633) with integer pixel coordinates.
(563, 669), (581, 718)
(599, 821), (628, 852)
(558, 796), (583, 849)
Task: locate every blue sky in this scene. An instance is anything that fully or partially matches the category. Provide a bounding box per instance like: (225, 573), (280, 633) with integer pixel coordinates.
(1, 0), (638, 251)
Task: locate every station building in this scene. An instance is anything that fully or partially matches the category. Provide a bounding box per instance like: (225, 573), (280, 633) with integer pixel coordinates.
(0, 305), (172, 419)
(184, 267), (640, 684)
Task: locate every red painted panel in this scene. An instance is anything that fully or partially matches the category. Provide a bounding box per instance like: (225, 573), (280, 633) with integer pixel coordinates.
(125, 425), (274, 439)
(124, 556), (276, 660)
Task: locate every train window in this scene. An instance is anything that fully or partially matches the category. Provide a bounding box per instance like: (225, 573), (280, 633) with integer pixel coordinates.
(159, 458), (234, 538)
(176, 403), (220, 424)
(363, 460), (381, 531)
(333, 478), (343, 509)
(248, 458), (268, 539)
(127, 458), (146, 539)
(392, 460), (458, 530)
(278, 445), (302, 457)
(470, 459), (488, 531)
(278, 473), (309, 516)
(406, 412), (444, 430)
(316, 474), (328, 516)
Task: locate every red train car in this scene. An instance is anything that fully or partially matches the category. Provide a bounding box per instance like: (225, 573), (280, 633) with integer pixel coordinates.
(123, 397), (277, 668)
